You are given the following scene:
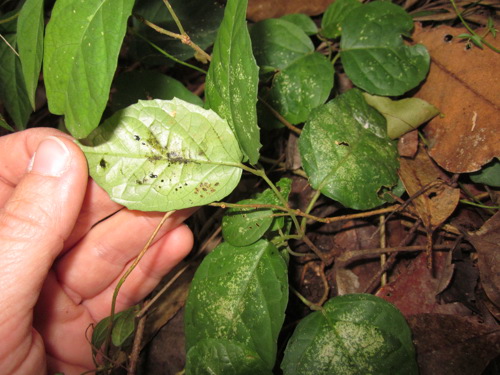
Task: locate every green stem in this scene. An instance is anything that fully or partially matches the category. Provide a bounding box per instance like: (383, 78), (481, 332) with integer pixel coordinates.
(163, 0), (186, 36)
(130, 29), (207, 74)
(450, 0), (500, 53)
(460, 199), (500, 210)
(290, 286), (323, 311)
(0, 12), (19, 24)
(300, 189), (322, 233)
(331, 52), (341, 65)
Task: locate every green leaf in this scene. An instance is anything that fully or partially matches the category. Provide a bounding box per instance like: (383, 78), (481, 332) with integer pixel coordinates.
(250, 18), (313, 72)
(281, 294), (418, 375)
(0, 113), (14, 132)
(78, 98), (243, 211)
(221, 178), (292, 246)
(44, 0), (135, 138)
(185, 240), (288, 370)
(205, 0), (261, 165)
(251, 19), (333, 125)
(111, 71), (203, 112)
(281, 14), (318, 36)
(131, 0), (224, 64)
(470, 158), (500, 187)
(363, 93), (439, 139)
(321, 0), (362, 39)
(186, 339), (273, 375)
(0, 32), (32, 130)
(111, 305), (137, 347)
(17, 0), (44, 109)
(298, 89), (399, 210)
(222, 199), (274, 247)
(340, 1), (430, 96)
(266, 52), (334, 124)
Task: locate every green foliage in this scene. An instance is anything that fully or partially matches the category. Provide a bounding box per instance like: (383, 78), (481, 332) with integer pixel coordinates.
(363, 93), (439, 139)
(0, 113), (13, 132)
(281, 294), (418, 375)
(185, 339), (273, 375)
(299, 89), (399, 210)
(205, 0), (261, 165)
(321, 0), (362, 39)
(44, 0), (135, 138)
(92, 305), (139, 351)
(281, 14), (318, 36)
(111, 71), (203, 112)
(0, 13), (31, 130)
(470, 158), (500, 187)
(185, 240), (288, 371)
(79, 98), (243, 211)
(17, 0), (44, 110)
(340, 1), (430, 95)
(251, 18), (333, 125)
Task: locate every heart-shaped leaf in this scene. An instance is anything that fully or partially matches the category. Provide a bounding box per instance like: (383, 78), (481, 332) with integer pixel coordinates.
(340, 1), (430, 95)
(299, 89), (399, 210)
(185, 240), (288, 370)
(321, 0), (361, 39)
(79, 98), (243, 211)
(281, 294), (418, 375)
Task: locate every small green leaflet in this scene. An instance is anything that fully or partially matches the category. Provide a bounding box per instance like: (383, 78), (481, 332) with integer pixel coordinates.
(299, 89), (399, 210)
(251, 18), (333, 125)
(185, 240), (288, 370)
(470, 158), (500, 187)
(205, 0), (261, 165)
(17, 0), (44, 110)
(79, 98), (243, 211)
(281, 14), (318, 36)
(186, 339), (272, 375)
(0, 113), (14, 132)
(222, 178), (292, 247)
(321, 0), (362, 39)
(363, 93), (439, 139)
(44, 0), (135, 138)
(281, 294), (418, 375)
(340, 1), (430, 96)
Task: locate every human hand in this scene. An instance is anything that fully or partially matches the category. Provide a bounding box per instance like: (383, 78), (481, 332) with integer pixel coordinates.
(0, 128), (194, 374)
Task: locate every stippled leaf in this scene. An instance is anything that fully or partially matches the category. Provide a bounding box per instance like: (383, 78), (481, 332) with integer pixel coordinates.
(299, 89), (399, 210)
(79, 98), (243, 211)
(222, 178), (292, 246)
(363, 93), (439, 139)
(111, 71), (203, 112)
(17, 0), (44, 109)
(185, 240), (288, 370)
(44, 0), (135, 138)
(321, 0), (361, 39)
(281, 294), (418, 375)
(186, 339), (273, 375)
(251, 18), (333, 125)
(340, 1), (430, 96)
(205, 0), (261, 165)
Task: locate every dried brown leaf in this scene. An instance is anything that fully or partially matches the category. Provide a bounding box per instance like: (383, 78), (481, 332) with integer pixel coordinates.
(467, 211), (500, 308)
(413, 25), (500, 173)
(247, 0), (334, 21)
(408, 313), (500, 375)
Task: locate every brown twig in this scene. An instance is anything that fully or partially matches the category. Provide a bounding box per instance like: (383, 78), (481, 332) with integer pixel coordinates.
(128, 308), (147, 375)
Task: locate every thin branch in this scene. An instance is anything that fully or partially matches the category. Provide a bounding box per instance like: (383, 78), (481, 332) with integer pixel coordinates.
(258, 96), (302, 135)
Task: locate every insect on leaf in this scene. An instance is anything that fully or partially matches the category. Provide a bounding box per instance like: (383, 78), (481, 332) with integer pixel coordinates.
(79, 98), (243, 212)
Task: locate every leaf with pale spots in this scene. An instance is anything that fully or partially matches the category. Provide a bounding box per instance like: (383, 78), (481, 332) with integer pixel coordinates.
(340, 1), (430, 96)
(186, 339), (273, 375)
(281, 294), (418, 375)
(184, 240), (288, 370)
(44, 0), (135, 138)
(299, 89), (399, 210)
(251, 18), (333, 125)
(205, 0), (261, 165)
(78, 98), (243, 211)
(321, 0), (361, 39)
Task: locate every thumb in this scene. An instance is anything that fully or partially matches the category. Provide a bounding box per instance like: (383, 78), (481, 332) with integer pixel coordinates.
(0, 136), (88, 320)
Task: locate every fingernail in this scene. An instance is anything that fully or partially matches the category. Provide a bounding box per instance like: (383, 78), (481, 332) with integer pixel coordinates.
(29, 136), (71, 177)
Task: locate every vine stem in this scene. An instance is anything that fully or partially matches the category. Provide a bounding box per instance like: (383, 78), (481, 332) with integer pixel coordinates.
(104, 211), (174, 357)
(133, 14), (211, 62)
(162, 0), (186, 36)
(449, 0), (500, 53)
(258, 97), (302, 135)
(0, 12), (19, 24)
(290, 285), (323, 311)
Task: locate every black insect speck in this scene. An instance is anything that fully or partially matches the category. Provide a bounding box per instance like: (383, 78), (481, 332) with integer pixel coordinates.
(99, 159), (107, 168)
(149, 173), (158, 179)
(134, 135), (141, 141)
